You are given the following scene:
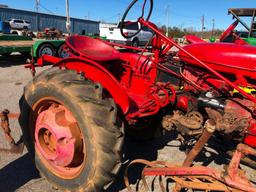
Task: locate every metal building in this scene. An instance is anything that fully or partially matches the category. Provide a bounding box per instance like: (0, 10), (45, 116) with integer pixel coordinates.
(0, 7), (99, 34)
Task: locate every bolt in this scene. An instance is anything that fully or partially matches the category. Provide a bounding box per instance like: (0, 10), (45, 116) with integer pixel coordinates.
(80, 72), (85, 80)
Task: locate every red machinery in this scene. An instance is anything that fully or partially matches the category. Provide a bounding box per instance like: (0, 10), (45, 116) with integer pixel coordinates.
(185, 20), (248, 45)
(18, 0), (256, 191)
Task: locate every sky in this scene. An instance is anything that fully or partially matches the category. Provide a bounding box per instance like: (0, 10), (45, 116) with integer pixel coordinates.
(0, 0), (256, 30)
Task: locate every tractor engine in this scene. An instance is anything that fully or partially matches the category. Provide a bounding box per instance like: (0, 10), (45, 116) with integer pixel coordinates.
(201, 97), (256, 148)
(162, 93), (256, 147)
(164, 41), (256, 148)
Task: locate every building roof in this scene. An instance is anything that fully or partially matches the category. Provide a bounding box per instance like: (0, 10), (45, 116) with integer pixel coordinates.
(0, 6), (99, 24)
(229, 8), (256, 17)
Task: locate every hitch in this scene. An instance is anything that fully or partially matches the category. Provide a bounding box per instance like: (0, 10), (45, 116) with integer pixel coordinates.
(0, 110), (24, 154)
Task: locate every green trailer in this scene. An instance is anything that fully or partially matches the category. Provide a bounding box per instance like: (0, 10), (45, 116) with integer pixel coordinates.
(32, 36), (106, 58)
(0, 34), (33, 57)
(1, 34), (107, 59)
(0, 33), (67, 58)
(32, 39), (65, 58)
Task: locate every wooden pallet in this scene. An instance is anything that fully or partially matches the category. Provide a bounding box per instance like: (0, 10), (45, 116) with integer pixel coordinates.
(0, 40), (34, 47)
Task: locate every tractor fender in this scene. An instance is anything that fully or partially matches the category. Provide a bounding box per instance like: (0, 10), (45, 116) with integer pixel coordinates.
(54, 57), (130, 114)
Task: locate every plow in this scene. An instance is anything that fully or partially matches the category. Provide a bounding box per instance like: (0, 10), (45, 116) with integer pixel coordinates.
(1, 0), (256, 191)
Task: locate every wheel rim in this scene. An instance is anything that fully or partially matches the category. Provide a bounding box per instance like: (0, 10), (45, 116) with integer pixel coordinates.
(33, 98), (86, 179)
(41, 47), (53, 56)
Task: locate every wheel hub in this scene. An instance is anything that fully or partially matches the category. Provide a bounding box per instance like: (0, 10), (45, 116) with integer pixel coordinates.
(42, 47), (53, 55)
(35, 104), (83, 167)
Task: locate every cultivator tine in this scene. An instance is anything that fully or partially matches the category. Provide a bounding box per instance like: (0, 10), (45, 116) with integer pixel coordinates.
(0, 110), (24, 154)
(170, 176), (233, 191)
(125, 161), (232, 192)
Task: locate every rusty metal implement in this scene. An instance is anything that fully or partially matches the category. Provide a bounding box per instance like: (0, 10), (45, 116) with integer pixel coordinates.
(124, 144), (256, 191)
(0, 110), (24, 154)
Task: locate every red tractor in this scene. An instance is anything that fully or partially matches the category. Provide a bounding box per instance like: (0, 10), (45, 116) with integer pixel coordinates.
(19, 0), (256, 191)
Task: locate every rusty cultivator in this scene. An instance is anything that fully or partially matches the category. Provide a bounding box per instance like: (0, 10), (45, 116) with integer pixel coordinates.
(125, 133), (256, 191)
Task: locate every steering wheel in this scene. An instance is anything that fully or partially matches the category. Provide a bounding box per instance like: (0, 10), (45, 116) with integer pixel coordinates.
(120, 0), (153, 39)
(220, 20), (239, 42)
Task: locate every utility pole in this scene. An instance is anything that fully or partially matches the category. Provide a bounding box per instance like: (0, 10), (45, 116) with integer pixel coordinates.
(36, 0), (40, 32)
(36, 0), (39, 12)
(118, 13), (121, 23)
(87, 12), (90, 20)
(212, 18), (215, 36)
(66, 0), (71, 35)
(166, 5), (170, 36)
(201, 15), (205, 38)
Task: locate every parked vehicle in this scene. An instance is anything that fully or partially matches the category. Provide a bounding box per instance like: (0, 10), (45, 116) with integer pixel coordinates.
(100, 21), (153, 47)
(8, 19), (31, 30)
(0, 33), (66, 58)
(0, 33), (33, 57)
(0, 33), (107, 59)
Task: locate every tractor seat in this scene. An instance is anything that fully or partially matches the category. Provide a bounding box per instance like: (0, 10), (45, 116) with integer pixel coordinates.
(66, 35), (120, 62)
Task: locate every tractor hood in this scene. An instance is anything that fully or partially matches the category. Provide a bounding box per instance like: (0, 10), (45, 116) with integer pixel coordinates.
(178, 43), (256, 78)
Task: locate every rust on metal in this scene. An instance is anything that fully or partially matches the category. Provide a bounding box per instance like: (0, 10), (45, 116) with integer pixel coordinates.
(124, 120), (255, 191)
(0, 110), (24, 154)
(227, 150), (256, 169)
(182, 119), (216, 167)
(162, 110), (204, 135)
(124, 143), (256, 192)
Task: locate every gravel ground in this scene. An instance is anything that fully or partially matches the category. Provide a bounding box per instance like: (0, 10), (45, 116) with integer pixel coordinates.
(0, 54), (255, 192)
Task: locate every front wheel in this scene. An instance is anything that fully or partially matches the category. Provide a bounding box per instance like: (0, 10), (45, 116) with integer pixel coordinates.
(19, 68), (124, 191)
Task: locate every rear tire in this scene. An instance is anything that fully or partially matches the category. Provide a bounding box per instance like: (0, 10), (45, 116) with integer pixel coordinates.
(19, 68), (124, 191)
